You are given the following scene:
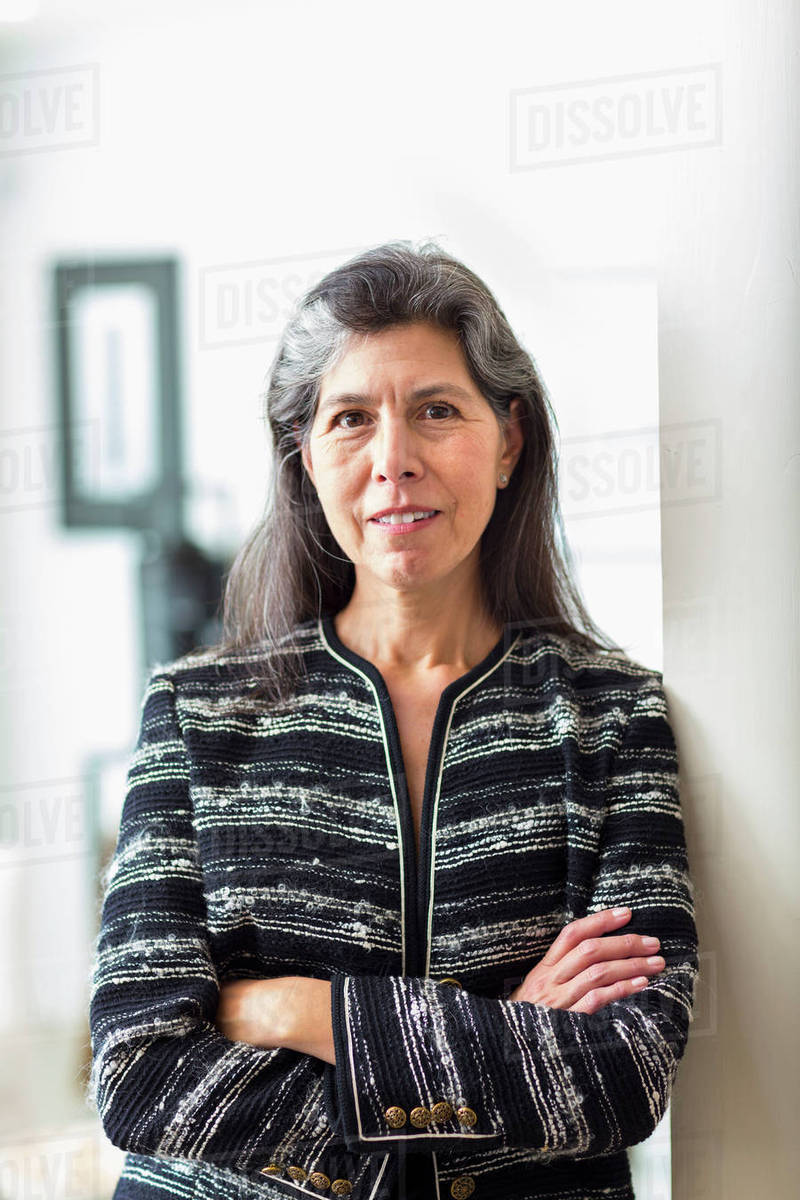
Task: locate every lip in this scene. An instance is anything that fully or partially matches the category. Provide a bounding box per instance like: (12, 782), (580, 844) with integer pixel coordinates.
(369, 509), (441, 534)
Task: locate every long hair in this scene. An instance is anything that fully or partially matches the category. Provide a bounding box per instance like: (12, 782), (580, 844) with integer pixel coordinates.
(205, 238), (623, 703)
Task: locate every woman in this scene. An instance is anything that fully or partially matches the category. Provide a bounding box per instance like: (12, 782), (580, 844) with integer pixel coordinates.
(88, 240), (698, 1200)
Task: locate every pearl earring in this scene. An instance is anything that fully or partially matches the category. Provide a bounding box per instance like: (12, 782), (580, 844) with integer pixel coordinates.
(498, 473), (508, 485)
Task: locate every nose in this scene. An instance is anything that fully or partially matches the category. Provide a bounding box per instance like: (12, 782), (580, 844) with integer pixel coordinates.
(370, 412), (423, 483)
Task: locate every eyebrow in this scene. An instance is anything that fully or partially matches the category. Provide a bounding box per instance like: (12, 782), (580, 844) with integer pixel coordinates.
(317, 382), (475, 416)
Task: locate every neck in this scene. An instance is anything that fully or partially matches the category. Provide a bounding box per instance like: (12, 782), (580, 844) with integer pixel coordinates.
(332, 577), (502, 676)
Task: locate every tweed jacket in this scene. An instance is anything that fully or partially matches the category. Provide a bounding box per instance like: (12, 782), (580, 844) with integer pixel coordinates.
(88, 614), (699, 1200)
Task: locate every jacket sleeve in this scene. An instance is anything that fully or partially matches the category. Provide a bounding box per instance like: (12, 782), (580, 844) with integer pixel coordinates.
(87, 667), (341, 1180)
(324, 674), (700, 1160)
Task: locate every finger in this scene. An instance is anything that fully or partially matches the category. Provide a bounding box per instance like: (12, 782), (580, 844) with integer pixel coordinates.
(542, 906), (631, 967)
(556, 928), (654, 983)
(546, 951), (641, 1009)
(573, 954), (665, 997)
(568, 974), (651, 1015)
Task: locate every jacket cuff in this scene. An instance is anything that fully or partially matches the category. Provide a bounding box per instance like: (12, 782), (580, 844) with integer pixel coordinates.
(327, 972), (503, 1155)
(246, 1139), (392, 1198)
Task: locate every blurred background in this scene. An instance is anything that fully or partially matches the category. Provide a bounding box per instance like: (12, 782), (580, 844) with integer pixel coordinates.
(0, 1), (797, 1197)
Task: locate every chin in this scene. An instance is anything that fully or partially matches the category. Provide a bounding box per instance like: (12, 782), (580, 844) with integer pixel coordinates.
(372, 559), (456, 593)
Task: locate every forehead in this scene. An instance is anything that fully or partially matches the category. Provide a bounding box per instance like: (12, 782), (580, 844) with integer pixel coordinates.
(318, 322), (472, 400)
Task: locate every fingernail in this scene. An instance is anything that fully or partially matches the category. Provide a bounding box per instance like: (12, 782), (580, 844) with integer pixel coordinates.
(612, 907), (630, 916)
(643, 937), (660, 949)
(647, 956), (665, 967)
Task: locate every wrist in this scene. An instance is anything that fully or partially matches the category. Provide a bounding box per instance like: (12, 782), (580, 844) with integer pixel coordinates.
(255, 976), (300, 1049)
(278, 975), (313, 1053)
(278, 976), (335, 1065)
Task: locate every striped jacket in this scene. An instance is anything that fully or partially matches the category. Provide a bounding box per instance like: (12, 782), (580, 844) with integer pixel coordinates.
(87, 614), (699, 1200)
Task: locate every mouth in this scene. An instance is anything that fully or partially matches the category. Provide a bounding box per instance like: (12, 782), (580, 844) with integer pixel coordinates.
(369, 509), (441, 533)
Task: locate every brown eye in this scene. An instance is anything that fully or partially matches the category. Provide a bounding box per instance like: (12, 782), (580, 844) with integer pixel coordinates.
(424, 403), (456, 419)
(334, 411), (366, 429)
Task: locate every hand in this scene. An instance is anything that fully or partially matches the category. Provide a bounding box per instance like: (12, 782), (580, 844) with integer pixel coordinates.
(215, 977), (292, 1050)
(507, 908), (665, 1014)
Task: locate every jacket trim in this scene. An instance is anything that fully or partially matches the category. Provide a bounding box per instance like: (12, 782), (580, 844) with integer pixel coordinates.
(317, 615), (413, 974)
(419, 633), (522, 977)
(318, 615), (522, 979)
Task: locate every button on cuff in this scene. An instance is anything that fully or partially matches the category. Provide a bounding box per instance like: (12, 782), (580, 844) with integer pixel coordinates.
(384, 1104), (407, 1128)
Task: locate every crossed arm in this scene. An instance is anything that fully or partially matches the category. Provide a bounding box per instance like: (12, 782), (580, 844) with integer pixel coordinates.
(214, 899), (668, 1066)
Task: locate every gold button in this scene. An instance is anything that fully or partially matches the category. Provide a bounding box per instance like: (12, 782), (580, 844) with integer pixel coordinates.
(450, 1175), (476, 1198)
(331, 1182), (353, 1196)
(409, 1105), (432, 1128)
(431, 1101), (453, 1122)
(286, 1165), (307, 1181)
(309, 1171), (331, 1189)
(260, 1164), (282, 1175)
(438, 976), (462, 987)
(384, 1105), (407, 1128)
(456, 1106), (477, 1127)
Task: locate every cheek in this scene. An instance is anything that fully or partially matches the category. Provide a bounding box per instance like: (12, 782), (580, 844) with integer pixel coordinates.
(315, 470), (360, 527)
(452, 450), (498, 497)
(446, 434), (498, 476)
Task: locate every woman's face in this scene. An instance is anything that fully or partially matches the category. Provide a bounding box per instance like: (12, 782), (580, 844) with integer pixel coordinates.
(301, 320), (524, 598)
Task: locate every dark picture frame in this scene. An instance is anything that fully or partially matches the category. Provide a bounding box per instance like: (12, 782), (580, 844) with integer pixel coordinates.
(53, 257), (183, 539)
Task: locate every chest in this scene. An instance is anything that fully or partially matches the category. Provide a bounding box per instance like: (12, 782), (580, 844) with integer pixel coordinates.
(190, 667), (597, 989)
(382, 679), (448, 859)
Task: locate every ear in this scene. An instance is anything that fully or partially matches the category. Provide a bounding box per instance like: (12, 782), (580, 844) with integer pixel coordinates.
(294, 423), (315, 486)
(499, 397), (525, 473)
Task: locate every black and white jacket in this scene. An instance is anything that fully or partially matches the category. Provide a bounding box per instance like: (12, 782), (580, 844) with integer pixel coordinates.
(87, 615), (699, 1200)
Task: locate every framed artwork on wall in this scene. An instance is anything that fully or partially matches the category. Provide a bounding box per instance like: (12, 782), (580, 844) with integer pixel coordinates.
(52, 257), (184, 539)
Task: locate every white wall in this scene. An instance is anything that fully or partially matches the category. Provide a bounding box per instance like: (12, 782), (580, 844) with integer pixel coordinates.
(656, 2), (800, 1196)
(0, 1), (796, 1196)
